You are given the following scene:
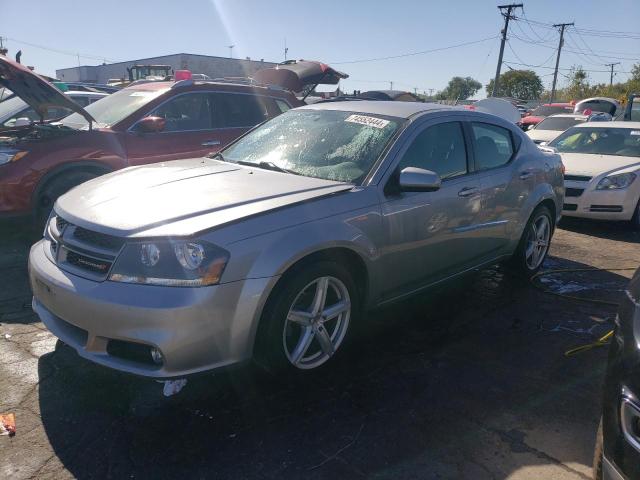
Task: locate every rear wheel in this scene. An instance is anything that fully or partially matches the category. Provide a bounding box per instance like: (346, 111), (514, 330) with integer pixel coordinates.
(254, 261), (358, 374)
(35, 171), (97, 229)
(509, 205), (554, 276)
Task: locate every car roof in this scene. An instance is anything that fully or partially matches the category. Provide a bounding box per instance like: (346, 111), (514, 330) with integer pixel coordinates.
(124, 79), (292, 96)
(574, 121), (640, 128)
(299, 100), (459, 119)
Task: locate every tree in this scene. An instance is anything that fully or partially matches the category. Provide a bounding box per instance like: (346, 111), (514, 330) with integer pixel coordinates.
(438, 76), (482, 101)
(485, 70), (543, 100)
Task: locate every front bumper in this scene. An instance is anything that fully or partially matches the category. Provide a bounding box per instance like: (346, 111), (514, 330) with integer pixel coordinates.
(29, 240), (276, 378)
(562, 180), (638, 221)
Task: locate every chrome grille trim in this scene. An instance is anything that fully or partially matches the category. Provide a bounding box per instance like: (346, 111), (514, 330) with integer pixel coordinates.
(48, 215), (123, 281)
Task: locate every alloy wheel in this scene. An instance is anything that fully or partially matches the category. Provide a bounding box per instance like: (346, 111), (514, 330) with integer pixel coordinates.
(525, 214), (551, 270)
(282, 276), (351, 369)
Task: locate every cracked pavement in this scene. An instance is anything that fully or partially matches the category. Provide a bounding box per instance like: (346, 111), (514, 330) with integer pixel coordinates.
(1, 218), (639, 479)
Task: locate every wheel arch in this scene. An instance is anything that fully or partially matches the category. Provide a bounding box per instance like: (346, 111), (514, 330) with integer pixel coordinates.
(248, 245), (370, 357)
(32, 161), (114, 211)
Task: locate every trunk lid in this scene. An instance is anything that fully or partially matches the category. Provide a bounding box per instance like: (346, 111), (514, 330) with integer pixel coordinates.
(253, 60), (348, 93)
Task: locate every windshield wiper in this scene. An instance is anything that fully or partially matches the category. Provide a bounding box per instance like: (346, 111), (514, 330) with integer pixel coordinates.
(235, 160), (301, 175)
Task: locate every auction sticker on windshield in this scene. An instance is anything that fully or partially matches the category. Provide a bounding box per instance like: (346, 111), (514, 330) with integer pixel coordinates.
(345, 114), (390, 129)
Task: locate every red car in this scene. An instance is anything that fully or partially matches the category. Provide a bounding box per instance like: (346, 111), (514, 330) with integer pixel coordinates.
(519, 102), (574, 130)
(0, 57), (347, 224)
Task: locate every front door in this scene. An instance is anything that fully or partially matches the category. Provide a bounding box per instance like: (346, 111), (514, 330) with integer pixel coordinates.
(379, 119), (486, 300)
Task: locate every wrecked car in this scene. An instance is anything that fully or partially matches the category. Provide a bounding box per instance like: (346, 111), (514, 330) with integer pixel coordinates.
(29, 100), (563, 378)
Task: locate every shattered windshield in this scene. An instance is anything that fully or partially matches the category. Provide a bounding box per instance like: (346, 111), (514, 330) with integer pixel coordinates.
(222, 109), (403, 183)
(60, 87), (167, 129)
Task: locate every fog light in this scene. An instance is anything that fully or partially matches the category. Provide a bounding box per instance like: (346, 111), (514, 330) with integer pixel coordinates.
(150, 347), (164, 365)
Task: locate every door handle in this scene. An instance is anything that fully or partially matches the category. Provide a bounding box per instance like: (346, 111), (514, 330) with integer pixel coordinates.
(458, 187), (479, 197)
(519, 171), (534, 180)
(202, 140), (221, 146)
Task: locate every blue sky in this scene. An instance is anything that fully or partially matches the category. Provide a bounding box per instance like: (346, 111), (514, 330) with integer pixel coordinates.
(2, 0), (639, 98)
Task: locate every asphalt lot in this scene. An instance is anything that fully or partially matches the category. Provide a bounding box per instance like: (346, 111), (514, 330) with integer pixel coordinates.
(1, 218), (639, 480)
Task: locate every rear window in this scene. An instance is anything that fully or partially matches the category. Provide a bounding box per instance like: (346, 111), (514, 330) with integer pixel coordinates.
(535, 116), (585, 131)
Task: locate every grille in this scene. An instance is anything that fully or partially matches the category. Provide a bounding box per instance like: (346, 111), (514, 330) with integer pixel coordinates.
(73, 226), (125, 251)
(56, 216), (69, 231)
(565, 188), (584, 197)
(65, 249), (113, 274)
(563, 203), (578, 211)
(564, 174), (592, 182)
(51, 215), (123, 279)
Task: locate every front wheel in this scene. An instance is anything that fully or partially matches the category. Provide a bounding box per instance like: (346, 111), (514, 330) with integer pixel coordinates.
(254, 261), (358, 374)
(509, 205), (554, 276)
(630, 199), (640, 231)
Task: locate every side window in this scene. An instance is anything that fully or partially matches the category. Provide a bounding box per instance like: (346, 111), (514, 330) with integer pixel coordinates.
(214, 93), (267, 128)
(151, 93), (213, 132)
(275, 99), (291, 113)
(471, 123), (514, 170)
(397, 121), (468, 180)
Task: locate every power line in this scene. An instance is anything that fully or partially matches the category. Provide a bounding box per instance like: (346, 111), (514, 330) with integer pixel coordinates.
(329, 35), (498, 65)
(503, 60), (632, 74)
(506, 40), (556, 68)
(5, 36), (123, 63)
(509, 33), (640, 62)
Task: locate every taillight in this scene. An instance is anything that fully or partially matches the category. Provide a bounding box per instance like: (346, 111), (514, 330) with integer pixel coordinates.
(175, 70), (192, 81)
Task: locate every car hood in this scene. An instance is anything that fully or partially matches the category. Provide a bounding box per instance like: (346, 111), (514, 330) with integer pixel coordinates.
(253, 60), (348, 93)
(55, 158), (355, 237)
(0, 56), (94, 125)
(559, 152), (640, 177)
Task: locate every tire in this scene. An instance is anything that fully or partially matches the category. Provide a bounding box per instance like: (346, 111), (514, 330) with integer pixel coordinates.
(593, 417), (603, 480)
(35, 171), (97, 229)
(509, 205), (554, 276)
(254, 260), (359, 374)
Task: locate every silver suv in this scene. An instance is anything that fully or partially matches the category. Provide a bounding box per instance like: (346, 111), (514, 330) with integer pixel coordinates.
(29, 101), (564, 377)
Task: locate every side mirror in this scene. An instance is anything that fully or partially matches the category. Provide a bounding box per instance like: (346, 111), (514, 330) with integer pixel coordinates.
(133, 116), (166, 134)
(398, 167), (441, 192)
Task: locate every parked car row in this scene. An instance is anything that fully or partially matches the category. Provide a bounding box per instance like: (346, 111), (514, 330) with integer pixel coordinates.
(0, 56), (347, 224)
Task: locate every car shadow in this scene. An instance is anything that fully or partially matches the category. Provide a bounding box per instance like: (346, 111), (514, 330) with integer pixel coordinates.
(36, 258), (629, 479)
(558, 216), (640, 243)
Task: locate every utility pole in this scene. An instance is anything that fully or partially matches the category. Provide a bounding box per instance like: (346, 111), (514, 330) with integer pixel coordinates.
(491, 3), (522, 97)
(227, 45), (235, 59)
(550, 22), (573, 102)
(605, 62), (620, 86)
(389, 81), (393, 90)
(0, 37), (7, 56)
(284, 38), (288, 61)
(428, 88), (434, 97)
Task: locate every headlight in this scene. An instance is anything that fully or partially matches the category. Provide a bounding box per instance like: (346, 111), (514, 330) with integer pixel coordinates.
(109, 240), (229, 287)
(0, 150), (28, 166)
(596, 172), (637, 190)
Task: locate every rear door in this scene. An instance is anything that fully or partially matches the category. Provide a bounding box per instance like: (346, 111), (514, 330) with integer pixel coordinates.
(469, 121), (534, 253)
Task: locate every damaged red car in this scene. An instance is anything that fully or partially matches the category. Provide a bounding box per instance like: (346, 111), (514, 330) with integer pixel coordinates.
(0, 57), (347, 224)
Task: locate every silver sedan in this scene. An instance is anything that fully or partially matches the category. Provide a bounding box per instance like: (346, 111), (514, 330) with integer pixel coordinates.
(29, 101), (564, 377)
